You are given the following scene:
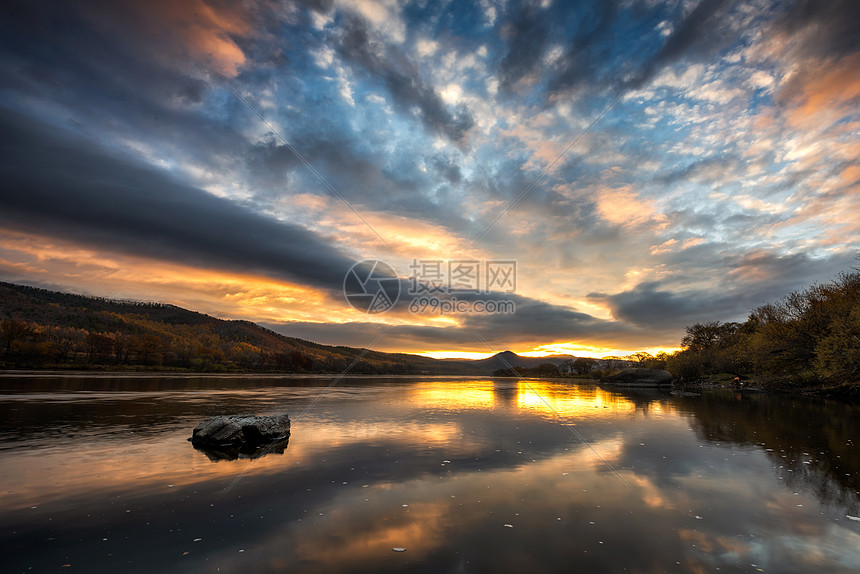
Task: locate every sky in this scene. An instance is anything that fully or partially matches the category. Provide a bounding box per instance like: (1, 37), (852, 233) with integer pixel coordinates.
(0, 0), (858, 359)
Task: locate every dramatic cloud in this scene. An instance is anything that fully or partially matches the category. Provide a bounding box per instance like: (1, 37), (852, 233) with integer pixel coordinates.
(332, 14), (475, 145)
(0, 0), (857, 356)
(627, 0), (739, 89)
(0, 109), (354, 293)
(773, 0), (860, 59)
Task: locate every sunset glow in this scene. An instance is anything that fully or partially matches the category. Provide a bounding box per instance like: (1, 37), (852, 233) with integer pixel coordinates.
(1, 0), (858, 357)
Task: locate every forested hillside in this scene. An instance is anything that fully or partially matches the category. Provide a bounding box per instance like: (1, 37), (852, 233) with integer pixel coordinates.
(0, 282), (478, 373)
(667, 271), (860, 393)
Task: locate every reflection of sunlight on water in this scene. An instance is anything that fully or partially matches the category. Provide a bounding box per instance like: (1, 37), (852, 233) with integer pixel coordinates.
(0, 380), (686, 509)
(4, 377), (860, 573)
(406, 379), (657, 418)
(409, 380), (496, 410)
(297, 420), (461, 448)
(516, 382), (636, 418)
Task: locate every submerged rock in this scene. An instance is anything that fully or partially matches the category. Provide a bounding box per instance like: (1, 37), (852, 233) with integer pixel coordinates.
(189, 413), (291, 448)
(601, 368), (674, 387)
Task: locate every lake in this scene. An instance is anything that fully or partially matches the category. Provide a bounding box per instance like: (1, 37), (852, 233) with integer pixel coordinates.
(1, 374), (858, 573)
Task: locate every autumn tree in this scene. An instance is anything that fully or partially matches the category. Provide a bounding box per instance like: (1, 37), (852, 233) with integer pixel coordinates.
(1, 320), (32, 354)
(572, 357), (597, 374)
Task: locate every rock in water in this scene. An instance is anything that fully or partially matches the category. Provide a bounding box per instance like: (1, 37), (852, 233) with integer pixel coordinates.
(601, 368), (673, 387)
(192, 436), (290, 462)
(189, 414), (291, 447)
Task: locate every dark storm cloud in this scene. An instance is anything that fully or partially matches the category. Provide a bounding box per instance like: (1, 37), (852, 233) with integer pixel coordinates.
(498, 1), (552, 90)
(491, 0), (631, 98)
(332, 15), (475, 145)
(653, 155), (743, 187)
(272, 285), (639, 352)
(266, 311), (628, 353)
(460, 292), (614, 340)
(296, 0), (334, 13)
(244, 135), (306, 190)
(1, 1), (207, 113)
(495, 0), (741, 100)
(0, 0), (474, 234)
(0, 0), (264, 188)
(594, 282), (728, 329)
(264, 321), (480, 350)
(0, 106), (647, 350)
(429, 154), (463, 185)
(0, 0), (345, 201)
(545, 0), (626, 95)
(0, 108), (354, 292)
(593, 251), (857, 329)
(241, 129), (480, 235)
(626, 0), (737, 89)
(775, 0), (860, 59)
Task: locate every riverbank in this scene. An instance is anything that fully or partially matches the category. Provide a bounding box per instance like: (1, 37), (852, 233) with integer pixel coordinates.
(677, 372), (860, 401)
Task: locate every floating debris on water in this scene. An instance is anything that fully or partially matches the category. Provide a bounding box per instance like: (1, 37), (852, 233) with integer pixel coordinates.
(392, 547), (406, 552)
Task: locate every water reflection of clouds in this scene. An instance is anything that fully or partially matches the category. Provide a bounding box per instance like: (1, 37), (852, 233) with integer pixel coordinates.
(196, 446), (653, 573)
(623, 449), (860, 573)
(0, 418), (468, 509)
(290, 501), (448, 570)
(3, 377), (860, 573)
(202, 438), (860, 574)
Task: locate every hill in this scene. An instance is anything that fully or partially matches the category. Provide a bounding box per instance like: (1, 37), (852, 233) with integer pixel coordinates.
(469, 350), (572, 370)
(0, 282), (575, 375)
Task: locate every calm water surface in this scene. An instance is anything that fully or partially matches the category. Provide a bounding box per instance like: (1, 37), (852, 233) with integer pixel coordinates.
(0, 374), (858, 573)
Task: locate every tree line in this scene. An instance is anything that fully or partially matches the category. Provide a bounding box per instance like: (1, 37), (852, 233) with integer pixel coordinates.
(665, 271), (860, 389)
(492, 355), (662, 378)
(0, 313), (321, 372)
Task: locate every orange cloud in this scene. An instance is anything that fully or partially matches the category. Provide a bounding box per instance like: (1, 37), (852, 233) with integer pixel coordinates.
(783, 53), (860, 130)
(594, 186), (668, 230)
(0, 229), (337, 324)
(0, 229), (474, 344)
(524, 342), (680, 359)
(88, 0), (255, 77)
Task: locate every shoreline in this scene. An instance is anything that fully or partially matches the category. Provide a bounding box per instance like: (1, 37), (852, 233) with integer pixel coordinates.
(2, 368), (857, 401)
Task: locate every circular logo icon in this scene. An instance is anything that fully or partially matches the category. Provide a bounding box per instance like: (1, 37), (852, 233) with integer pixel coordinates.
(343, 260), (400, 314)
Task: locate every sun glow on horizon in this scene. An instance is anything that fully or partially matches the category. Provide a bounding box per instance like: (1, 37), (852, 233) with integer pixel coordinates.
(415, 344), (681, 360)
(520, 343), (682, 359)
(416, 351), (497, 360)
